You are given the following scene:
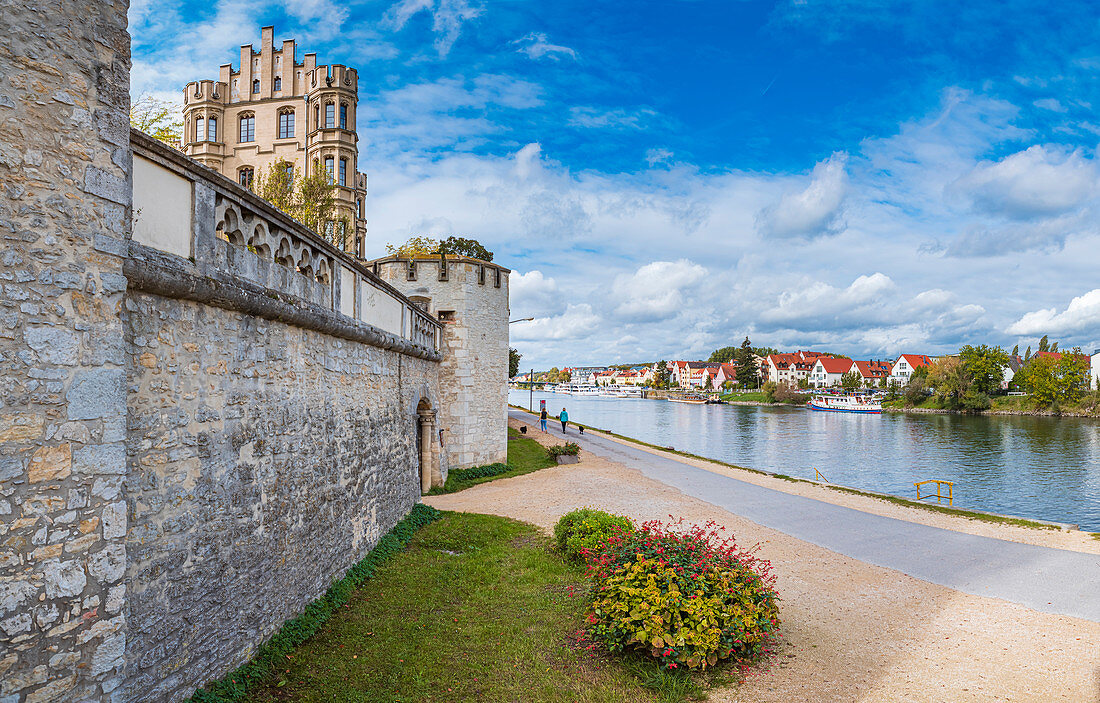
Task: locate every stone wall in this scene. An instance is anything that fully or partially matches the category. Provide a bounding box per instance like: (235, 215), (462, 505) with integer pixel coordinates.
(0, 2), (133, 702)
(373, 257), (510, 469)
(122, 290), (438, 702)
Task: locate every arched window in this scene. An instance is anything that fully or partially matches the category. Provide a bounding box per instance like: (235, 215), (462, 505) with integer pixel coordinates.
(339, 103), (347, 129)
(338, 157), (347, 186)
(278, 109), (294, 139)
(252, 78), (260, 94)
(324, 156), (335, 184)
(238, 167), (254, 189)
(273, 76), (282, 92)
(207, 116), (217, 141)
(239, 113), (255, 143)
(314, 103), (319, 130)
(194, 116), (205, 143)
(324, 102), (335, 128)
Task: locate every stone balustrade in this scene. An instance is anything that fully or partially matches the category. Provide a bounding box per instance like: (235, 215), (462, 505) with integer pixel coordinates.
(130, 130), (440, 357)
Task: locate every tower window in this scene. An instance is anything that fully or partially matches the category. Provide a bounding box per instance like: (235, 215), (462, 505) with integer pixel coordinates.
(325, 102), (335, 128)
(239, 113), (255, 142)
(324, 156), (334, 184)
(278, 109), (294, 139)
(195, 117), (205, 142)
(338, 158), (347, 186)
(357, 199), (363, 218)
(339, 103), (347, 129)
(252, 78), (260, 93)
(207, 116), (217, 141)
(273, 76), (282, 92)
(238, 167), (254, 189)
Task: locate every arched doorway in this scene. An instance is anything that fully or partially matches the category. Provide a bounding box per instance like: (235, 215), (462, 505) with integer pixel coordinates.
(416, 398), (436, 494)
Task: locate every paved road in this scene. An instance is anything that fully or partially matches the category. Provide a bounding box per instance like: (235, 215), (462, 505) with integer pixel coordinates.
(513, 409), (1100, 623)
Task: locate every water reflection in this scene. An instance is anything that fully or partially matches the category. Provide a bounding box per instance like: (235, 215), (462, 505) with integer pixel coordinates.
(511, 391), (1100, 530)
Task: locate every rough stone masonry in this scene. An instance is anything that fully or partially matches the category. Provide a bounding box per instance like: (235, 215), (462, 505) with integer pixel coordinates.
(0, 2), (508, 702)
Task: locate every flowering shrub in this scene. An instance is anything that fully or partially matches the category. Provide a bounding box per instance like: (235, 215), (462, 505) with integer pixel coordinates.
(547, 442), (581, 458)
(553, 508), (634, 563)
(585, 519), (779, 670)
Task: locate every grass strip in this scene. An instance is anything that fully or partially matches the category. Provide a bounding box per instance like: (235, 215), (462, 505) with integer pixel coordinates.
(189, 503), (443, 702)
(428, 427), (556, 494)
(245, 512), (720, 703)
(508, 405), (1067, 532)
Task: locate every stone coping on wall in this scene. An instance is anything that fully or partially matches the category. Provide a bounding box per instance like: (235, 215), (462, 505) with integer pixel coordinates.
(130, 129), (442, 355)
(125, 241), (443, 361)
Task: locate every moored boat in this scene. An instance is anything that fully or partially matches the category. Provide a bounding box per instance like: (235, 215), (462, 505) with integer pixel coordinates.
(807, 394), (882, 413)
(668, 393), (708, 404)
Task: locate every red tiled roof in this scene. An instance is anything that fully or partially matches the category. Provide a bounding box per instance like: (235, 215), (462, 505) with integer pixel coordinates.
(898, 354), (933, 368)
(852, 360), (892, 378)
(817, 357), (854, 374)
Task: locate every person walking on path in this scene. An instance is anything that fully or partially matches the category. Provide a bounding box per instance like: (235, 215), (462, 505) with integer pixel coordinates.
(540, 408), (548, 432)
(559, 408), (569, 433)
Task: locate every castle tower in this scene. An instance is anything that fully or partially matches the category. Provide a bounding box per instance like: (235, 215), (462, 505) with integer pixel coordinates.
(182, 26), (368, 256)
(372, 255), (510, 473)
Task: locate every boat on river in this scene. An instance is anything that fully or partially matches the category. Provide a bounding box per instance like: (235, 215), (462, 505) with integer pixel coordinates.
(601, 384), (643, 398)
(668, 393), (708, 404)
(562, 383), (600, 396)
(807, 394), (882, 413)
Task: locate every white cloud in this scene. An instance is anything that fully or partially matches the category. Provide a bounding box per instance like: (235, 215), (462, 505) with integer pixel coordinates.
(952, 145), (1099, 220)
(755, 152), (848, 239)
(511, 32), (578, 61)
(612, 260), (708, 322)
(510, 270), (566, 316)
(1006, 289), (1100, 336)
(511, 304), (601, 341)
(568, 106), (662, 131)
(1033, 97), (1068, 113)
(760, 273), (895, 327)
(383, 0), (483, 57)
(646, 148), (674, 166)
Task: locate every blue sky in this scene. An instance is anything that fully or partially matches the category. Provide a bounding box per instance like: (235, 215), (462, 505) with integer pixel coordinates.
(131, 0), (1100, 367)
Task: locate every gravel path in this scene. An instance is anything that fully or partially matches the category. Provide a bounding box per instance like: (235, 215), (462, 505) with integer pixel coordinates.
(426, 417), (1100, 702)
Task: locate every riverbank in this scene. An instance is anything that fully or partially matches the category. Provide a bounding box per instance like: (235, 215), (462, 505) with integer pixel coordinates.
(430, 417), (1100, 702)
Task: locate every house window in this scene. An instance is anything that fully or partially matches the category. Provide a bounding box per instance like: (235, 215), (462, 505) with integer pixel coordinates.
(338, 158), (347, 186)
(194, 117), (205, 142)
(324, 156), (334, 184)
(325, 221), (334, 241)
(407, 260), (417, 280)
(494, 268), (501, 288)
(238, 167), (254, 189)
(239, 113), (255, 142)
(252, 78), (260, 93)
(478, 265), (485, 285)
(284, 163), (294, 179)
(278, 110), (294, 139)
(313, 103), (319, 130)
(207, 116), (217, 141)
(339, 103), (347, 129)
(324, 102), (335, 128)
(273, 76), (282, 92)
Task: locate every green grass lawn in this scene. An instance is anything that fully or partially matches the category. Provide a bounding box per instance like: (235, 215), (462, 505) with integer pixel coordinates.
(244, 513), (708, 703)
(429, 428), (557, 494)
(720, 391), (770, 403)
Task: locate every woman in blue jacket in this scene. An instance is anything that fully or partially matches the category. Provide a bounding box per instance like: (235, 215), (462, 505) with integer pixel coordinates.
(559, 408), (569, 433)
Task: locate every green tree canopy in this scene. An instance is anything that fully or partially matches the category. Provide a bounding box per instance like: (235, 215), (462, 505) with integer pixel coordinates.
(130, 94), (182, 146)
(840, 370), (862, 391)
(708, 346), (738, 363)
(928, 356), (972, 410)
(958, 344), (1010, 395)
(254, 159), (348, 249)
(509, 348), (521, 378)
(385, 236), (494, 261)
(1015, 349), (1089, 408)
(735, 337), (760, 388)
(440, 236), (493, 261)
(1038, 335), (1050, 353)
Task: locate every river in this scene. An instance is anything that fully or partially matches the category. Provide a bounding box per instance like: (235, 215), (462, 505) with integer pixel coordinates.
(509, 390), (1100, 531)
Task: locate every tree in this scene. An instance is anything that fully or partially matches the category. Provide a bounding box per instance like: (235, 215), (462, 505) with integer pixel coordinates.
(1050, 341), (1059, 353)
(1011, 344), (1019, 357)
(928, 356), (972, 410)
(509, 348), (521, 378)
(735, 337), (760, 389)
(904, 376), (928, 406)
(654, 361), (671, 389)
(958, 345), (1009, 395)
(1015, 349), (1089, 408)
(386, 237), (440, 258)
(440, 236), (493, 261)
(130, 93), (182, 146)
(840, 370), (862, 391)
(708, 346), (738, 363)
(1025, 346), (1032, 360)
(254, 159), (348, 249)
(1039, 335), (1050, 353)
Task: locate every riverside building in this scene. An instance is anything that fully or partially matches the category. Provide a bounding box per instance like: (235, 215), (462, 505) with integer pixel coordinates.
(181, 26), (368, 257)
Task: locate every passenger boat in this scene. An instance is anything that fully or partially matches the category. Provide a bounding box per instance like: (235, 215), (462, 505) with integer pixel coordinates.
(807, 394), (882, 413)
(668, 393), (708, 404)
(562, 383), (600, 396)
(600, 384), (643, 398)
